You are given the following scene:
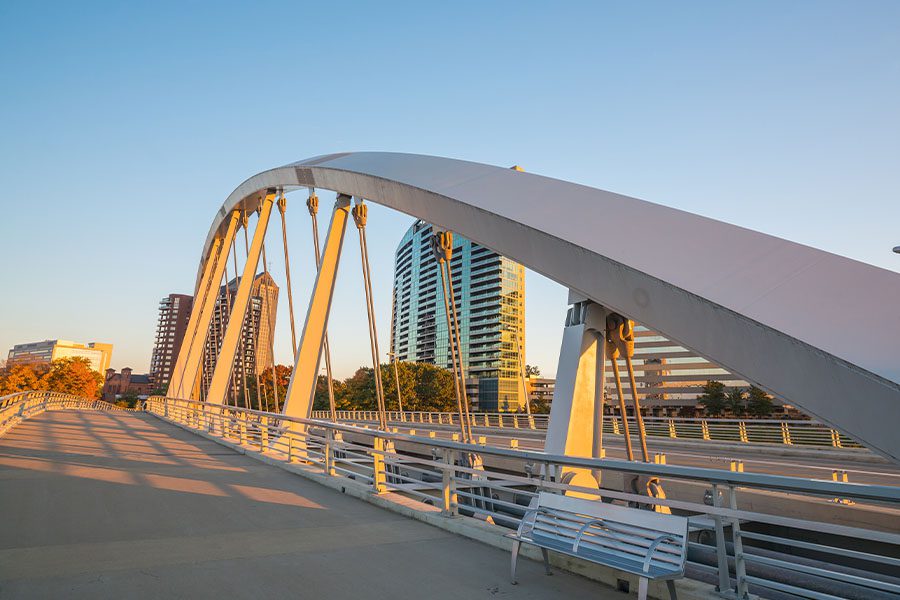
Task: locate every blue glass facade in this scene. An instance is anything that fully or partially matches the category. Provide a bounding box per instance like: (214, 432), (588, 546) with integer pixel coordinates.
(391, 221), (526, 412)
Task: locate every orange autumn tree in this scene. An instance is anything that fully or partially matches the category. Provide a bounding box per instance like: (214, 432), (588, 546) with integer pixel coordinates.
(0, 357), (103, 399)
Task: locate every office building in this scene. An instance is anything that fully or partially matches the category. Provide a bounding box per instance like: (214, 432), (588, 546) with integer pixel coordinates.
(391, 220), (526, 412)
(7, 340), (113, 373)
(149, 294), (194, 389)
(202, 272), (278, 398)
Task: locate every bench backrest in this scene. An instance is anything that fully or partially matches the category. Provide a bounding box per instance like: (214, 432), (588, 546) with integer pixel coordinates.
(528, 492), (688, 574)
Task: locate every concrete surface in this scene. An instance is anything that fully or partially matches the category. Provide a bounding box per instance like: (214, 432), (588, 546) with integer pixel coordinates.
(0, 410), (623, 599)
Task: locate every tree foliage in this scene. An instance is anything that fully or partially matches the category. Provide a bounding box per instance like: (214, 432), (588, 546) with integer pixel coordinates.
(697, 381), (776, 418)
(0, 357), (103, 399)
(746, 386), (775, 417)
(697, 380), (728, 416)
(725, 387), (747, 416)
(312, 362), (459, 412)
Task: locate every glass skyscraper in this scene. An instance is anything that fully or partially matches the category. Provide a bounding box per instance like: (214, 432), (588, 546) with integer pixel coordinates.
(391, 220), (526, 412)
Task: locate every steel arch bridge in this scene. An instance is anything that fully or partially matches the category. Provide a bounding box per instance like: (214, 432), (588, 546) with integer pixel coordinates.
(167, 152), (900, 464)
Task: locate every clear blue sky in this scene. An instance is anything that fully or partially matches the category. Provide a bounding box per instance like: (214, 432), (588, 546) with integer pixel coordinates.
(1, 1), (898, 378)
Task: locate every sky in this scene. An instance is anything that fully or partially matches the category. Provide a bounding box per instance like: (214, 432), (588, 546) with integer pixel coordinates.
(0, 1), (898, 379)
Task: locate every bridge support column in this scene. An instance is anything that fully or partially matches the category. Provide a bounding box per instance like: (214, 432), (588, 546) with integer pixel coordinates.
(168, 211), (241, 399)
(207, 192), (276, 404)
(545, 297), (609, 490)
(282, 195), (352, 421)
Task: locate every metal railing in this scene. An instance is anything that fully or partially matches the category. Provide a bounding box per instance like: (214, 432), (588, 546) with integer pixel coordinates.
(312, 410), (864, 449)
(151, 396), (900, 600)
(0, 390), (132, 436)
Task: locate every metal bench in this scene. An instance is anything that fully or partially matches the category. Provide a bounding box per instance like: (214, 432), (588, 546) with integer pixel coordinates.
(507, 492), (688, 600)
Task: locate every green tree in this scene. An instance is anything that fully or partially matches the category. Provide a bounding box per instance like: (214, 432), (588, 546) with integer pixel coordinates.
(698, 380), (727, 416)
(529, 397), (551, 414)
(746, 386), (775, 417)
(116, 390), (141, 409)
(525, 364), (541, 377)
(726, 387), (747, 416)
(410, 363), (457, 411)
(310, 362), (459, 413)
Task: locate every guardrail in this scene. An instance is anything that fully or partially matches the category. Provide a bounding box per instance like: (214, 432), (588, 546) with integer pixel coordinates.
(0, 390), (133, 436)
(313, 410), (864, 449)
(151, 396), (900, 600)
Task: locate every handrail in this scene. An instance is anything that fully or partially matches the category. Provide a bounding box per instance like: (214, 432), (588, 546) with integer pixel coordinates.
(0, 390), (132, 436)
(149, 396), (900, 504)
(313, 409), (864, 449)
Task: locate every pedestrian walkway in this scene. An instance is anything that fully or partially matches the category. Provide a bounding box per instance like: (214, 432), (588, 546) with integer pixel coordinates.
(0, 410), (617, 599)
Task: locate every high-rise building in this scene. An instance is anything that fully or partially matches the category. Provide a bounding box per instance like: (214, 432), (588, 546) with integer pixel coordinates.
(202, 272), (278, 399)
(391, 220), (526, 412)
(7, 340), (113, 373)
(149, 294), (194, 389)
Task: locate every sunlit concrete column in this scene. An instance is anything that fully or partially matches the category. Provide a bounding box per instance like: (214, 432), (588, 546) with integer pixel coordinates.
(168, 211), (241, 399)
(282, 194), (352, 420)
(545, 298), (608, 490)
(206, 193), (276, 405)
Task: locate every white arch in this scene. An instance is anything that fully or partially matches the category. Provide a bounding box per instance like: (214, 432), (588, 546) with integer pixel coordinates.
(199, 152), (900, 463)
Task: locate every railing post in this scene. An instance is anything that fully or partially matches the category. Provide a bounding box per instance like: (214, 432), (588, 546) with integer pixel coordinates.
(781, 422), (792, 445)
(239, 411), (247, 445)
(286, 422), (295, 462)
(441, 448), (458, 516)
(831, 429), (843, 448)
(739, 421), (749, 443)
(727, 485), (750, 599)
(260, 416), (269, 452)
(612, 416), (620, 435)
(324, 429), (340, 476)
(668, 418), (677, 438)
(702, 419), (711, 440)
(710, 483), (732, 595)
(372, 436), (387, 493)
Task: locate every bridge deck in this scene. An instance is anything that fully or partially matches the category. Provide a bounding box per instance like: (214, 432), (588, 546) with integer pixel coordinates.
(0, 410), (612, 599)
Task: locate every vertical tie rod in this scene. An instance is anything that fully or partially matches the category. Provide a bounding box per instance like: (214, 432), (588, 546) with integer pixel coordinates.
(261, 239), (280, 412)
(431, 230), (473, 443)
(277, 194), (298, 357)
(352, 199), (388, 430)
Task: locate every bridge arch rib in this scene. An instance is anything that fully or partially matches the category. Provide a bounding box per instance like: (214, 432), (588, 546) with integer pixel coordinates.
(196, 152), (900, 463)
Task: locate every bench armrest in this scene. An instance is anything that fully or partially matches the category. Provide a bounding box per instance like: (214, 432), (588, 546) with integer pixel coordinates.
(516, 508), (540, 538)
(642, 534), (678, 573)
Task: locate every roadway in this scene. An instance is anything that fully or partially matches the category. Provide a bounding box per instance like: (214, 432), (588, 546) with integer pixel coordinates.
(0, 410), (615, 599)
(341, 418), (900, 487)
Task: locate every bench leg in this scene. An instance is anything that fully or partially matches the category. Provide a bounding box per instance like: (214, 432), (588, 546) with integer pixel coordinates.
(638, 577), (649, 600)
(541, 547), (552, 576)
(666, 579), (677, 600)
(510, 540), (520, 584)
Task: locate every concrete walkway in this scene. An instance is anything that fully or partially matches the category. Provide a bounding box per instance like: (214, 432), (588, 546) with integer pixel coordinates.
(0, 410), (620, 599)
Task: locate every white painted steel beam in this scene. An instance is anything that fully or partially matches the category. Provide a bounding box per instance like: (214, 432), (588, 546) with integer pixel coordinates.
(282, 195), (352, 420)
(206, 194), (275, 404)
(193, 153), (900, 463)
(169, 211), (240, 399)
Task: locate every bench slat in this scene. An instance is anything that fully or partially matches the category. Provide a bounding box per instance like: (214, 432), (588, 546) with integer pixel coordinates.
(536, 492), (688, 537)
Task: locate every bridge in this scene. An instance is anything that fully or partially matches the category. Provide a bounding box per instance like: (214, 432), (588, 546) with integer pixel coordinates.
(2, 153), (899, 600)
